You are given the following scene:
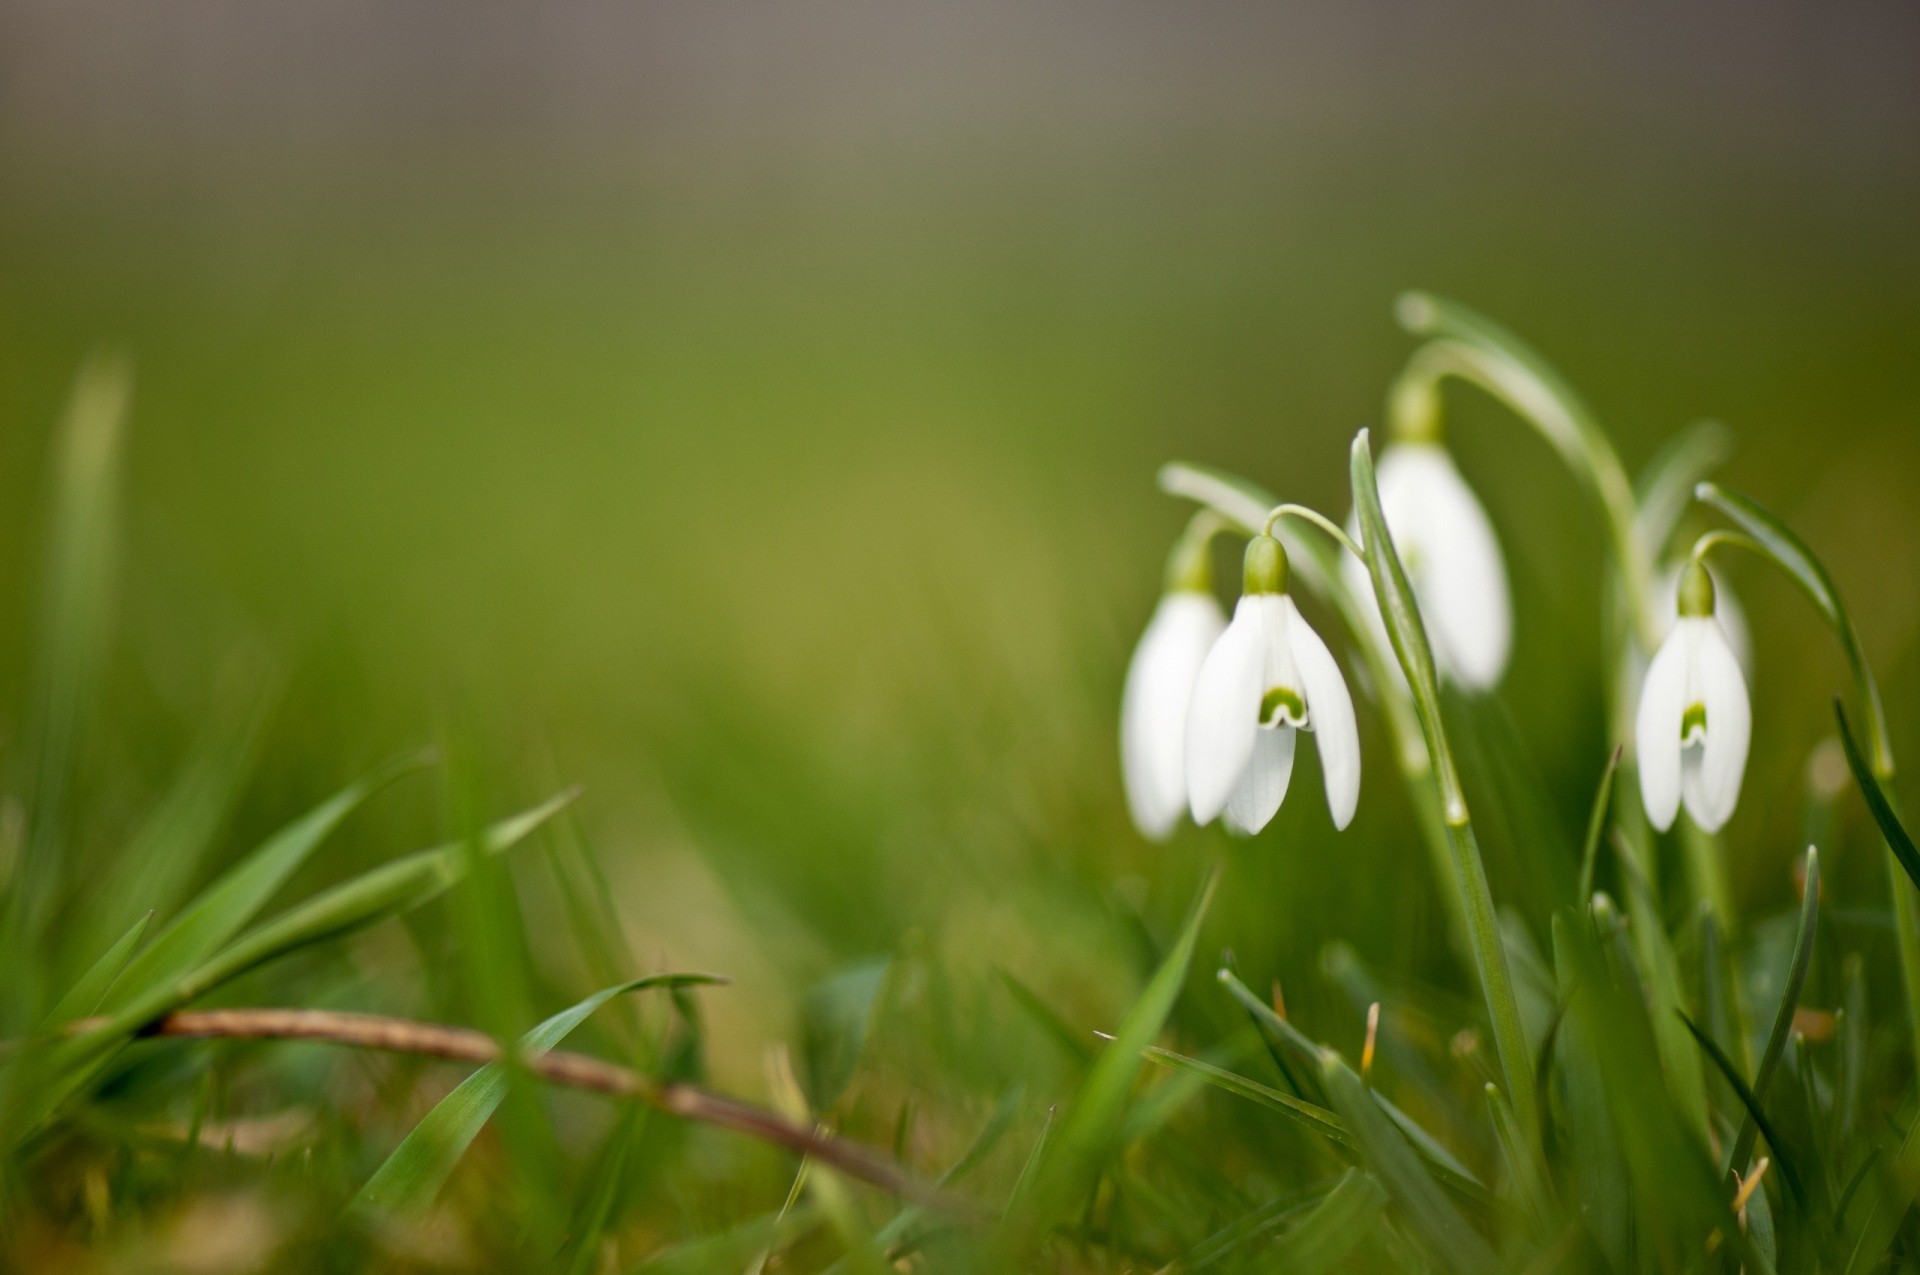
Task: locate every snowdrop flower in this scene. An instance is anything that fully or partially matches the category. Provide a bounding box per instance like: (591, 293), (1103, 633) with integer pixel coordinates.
(1341, 442), (1511, 690)
(1636, 562), (1751, 833)
(1121, 581), (1225, 841)
(1186, 535), (1360, 835)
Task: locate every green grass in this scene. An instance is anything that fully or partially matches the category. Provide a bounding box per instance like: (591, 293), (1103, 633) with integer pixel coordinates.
(0, 143), (1918, 1271)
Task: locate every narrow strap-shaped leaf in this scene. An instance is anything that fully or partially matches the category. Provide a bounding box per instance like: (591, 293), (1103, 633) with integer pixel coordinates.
(1142, 1046), (1351, 1149)
(1697, 481), (1891, 775)
(43, 912), (151, 1027)
(27, 791), (581, 1137)
(998, 865), (1218, 1247)
(998, 970), (1095, 1064)
(1837, 700), (1920, 892)
(1727, 849), (1821, 1179)
(106, 752), (425, 1013)
(1215, 967), (1481, 1191)
(1484, 1083), (1554, 1240)
(353, 973), (724, 1216)
(631, 1205), (820, 1275)
(1575, 747), (1621, 906)
(1318, 1050), (1495, 1273)
(1633, 418), (1734, 556)
(1676, 1012), (1805, 1206)
(1268, 1169), (1390, 1275)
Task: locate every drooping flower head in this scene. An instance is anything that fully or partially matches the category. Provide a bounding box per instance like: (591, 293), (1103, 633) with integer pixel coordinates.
(1341, 442), (1511, 690)
(1636, 561), (1752, 833)
(1121, 537), (1226, 840)
(1185, 535), (1360, 835)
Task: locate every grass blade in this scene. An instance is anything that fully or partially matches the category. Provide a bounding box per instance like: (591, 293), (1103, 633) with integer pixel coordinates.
(1000, 865), (1218, 1247)
(353, 973), (723, 1216)
(1727, 848), (1821, 1179)
(1677, 1012), (1805, 1207)
(1141, 1046), (1351, 1149)
(1268, 1168), (1390, 1275)
(1696, 481), (1890, 775)
(1575, 747), (1621, 905)
(1836, 700), (1920, 891)
(102, 753), (425, 1016)
(42, 912), (151, 1027)
(1318, 1048), (1495, 1273)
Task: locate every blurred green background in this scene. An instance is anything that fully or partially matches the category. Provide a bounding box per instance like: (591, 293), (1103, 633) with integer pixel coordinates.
(2, 0), (1919, 1262)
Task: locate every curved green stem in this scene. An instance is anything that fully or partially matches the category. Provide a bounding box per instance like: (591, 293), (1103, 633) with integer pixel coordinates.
(1263, 504), (1366, 563)
(1351, 429), (1539, 1147)
(1392, 296), (1660, 652)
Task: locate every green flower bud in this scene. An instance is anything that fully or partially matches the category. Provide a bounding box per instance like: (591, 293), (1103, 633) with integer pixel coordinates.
(1677, 559), (1716, 619)
(1242, 534), (1289, 596)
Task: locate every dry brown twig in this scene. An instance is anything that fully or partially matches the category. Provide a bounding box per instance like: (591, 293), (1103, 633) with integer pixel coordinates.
(61, 1007), (972, 1217)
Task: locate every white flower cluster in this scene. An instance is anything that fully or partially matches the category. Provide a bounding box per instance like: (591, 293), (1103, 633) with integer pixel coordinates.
(1121, 440), (1753, 840)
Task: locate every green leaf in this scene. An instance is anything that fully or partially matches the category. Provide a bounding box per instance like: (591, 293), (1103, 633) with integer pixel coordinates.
(1349, 430), (1463, 820)
(28, 791), (580, 1135)
(1214, 967), (1483, 1194)
(1696, 480), (1892, 776)
(1727, 849), (1821, 1179)
(42, 912), (151, 1027)
(1676, 1012), (1804, 1207)
(1836, 700), (1920, 892)
(1141, 1046), (1352, 1150)
(1634, 418), (1734, 557)
(1575, 746), (1620, 906)
(801, 957), (890, 1113)
(1268, 1169), (1390, 1275)
(1000, 865), (1218, 1245)
(103, 753), (425, 1015)
(1317, 1049), (1495, 1273)
(631, 1206), (820, 1275)
(998, 970), (1095, 1065)
(1483, 1082), (1553, 1241)
(7, 356), (131, 952)
(353, 973), (724, 1217)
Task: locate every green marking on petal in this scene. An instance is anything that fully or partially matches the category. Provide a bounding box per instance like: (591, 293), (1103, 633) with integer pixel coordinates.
(1681, 701), (1707, 741)
(1261, 686), (1307, 726)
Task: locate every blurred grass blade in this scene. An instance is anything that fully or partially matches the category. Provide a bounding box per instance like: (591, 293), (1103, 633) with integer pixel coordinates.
(75, 652), (277, 968)
(1484, 1082), (1553, 1240)
(1318, 1048), (1495, 1273)
(1727, 849), (1820, 1179)
(353, 973), (722, 1216)
(562, 1105), (644, 1275)
(1268, 1168), (1390, 1275)
(998, 970), (1094, 1065)
(29, 790), (582, 1133)
(1695, 481), (1890, 775)
(1575, 747), (1621, 905)
(1677, 1012), (1804, 1207)
(1634, 418), (1734, 555)
(1610, 824), (1710, 1147)
(631, 1206), (820, 1275)
(802, 958), (890, 1113)
(1142, 1046), (1351, 1150)
(101, 753), (425, 1016)
(7, 357), (131, 954)
(1836, 700), (1920, 891)
(42, 912), (150, 1027)
(1001, 865), (1218, 1245)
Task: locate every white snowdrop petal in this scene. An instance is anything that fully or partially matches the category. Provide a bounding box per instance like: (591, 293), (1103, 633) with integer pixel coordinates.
(1370, 444), (1512, 690)
(1121, 592), (1225, 840)
(1690, 619), (1752, 833)
(1184, 599), (1267, 825)
(1635, 625), (1690, 832)
(1285, 600), (1361, 830)
(1224, 727), (1296, 836)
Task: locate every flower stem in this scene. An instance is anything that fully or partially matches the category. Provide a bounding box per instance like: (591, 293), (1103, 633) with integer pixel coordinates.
(1391, 296), (1660, 653)
(1350, 430), (1539, 1146)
